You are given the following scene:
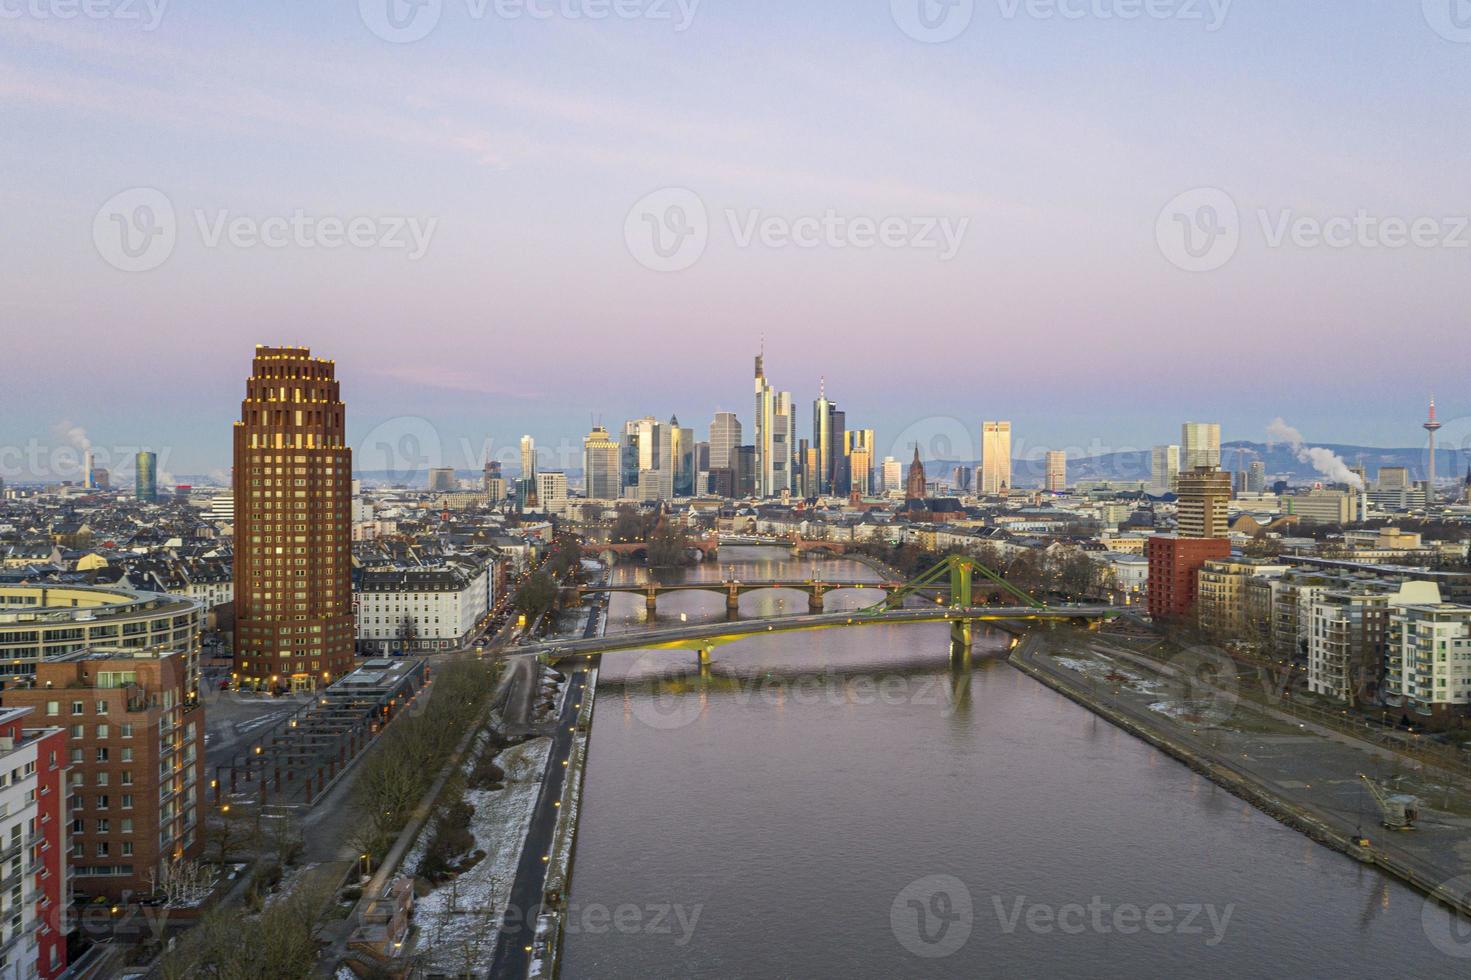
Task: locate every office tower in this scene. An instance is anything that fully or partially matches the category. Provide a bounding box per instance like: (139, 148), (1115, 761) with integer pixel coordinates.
(733, 445), (757, 498)
(583, 425), (620, 500)
(882, 456), (903, 493)
(620, 419), (646, 495)
(695, 441), (710, 492)
(906, 446), (928, 499)
(710, 412), (741, 470)
(1046, 451), (1067, 493)
(981, 421), (1012, 494)
(537, 472), (569, 514)
(232, 345), (353, 692)
(1151, 445), (1180, 495)
(427, 467), (458, 492)
(753, 352), (794, 496)
(846, 429), (876, 496)
(670, 416), (695, 497)
(483, 460), (504, 500)
(1181, 422), (1221, 471)
(951, 465), (972, 494)
(520, 435), (537, 481)
(1175, 466), (1232, 538)
(800, 440), (817, 498)
(1425, 398), (1442, 508)
(5, 649), (203, 906)
(813, 383), (834, 494)
(135, 451), (158, 502)
(1247, 460), (1267, 494)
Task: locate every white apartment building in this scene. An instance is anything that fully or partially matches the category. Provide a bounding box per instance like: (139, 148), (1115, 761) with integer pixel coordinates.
(1385, 595), (1471, 725)
(535, 472), (569, 515)
(355, 559), (491, 654)
(1306, 582), (1436, 704)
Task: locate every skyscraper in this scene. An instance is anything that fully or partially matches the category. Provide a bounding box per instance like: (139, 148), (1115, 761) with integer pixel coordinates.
(1181, 422), (1221, 471)
(1175, 466), (1232, 538)
(709, 412), (741, 470)
(583, 425), (620, 500)
(813, 383), (835, 495)
(981, 421), (1012, 494)
(882, 456), (902, 494)
(520, 435), (538, 481)
(135, 450), (158, 502)
(846, 428), (876, 496)
(1045, 451), (1067, 493)
(752, 351), (793, 496)
(428, 467), (458, 492)
(83, 449), (95, 489)
(1247, 460), (1267, 494)
(670, 416), (695, 497)
(232, 346), (353, 692)
(1151, 445), (1181, 495)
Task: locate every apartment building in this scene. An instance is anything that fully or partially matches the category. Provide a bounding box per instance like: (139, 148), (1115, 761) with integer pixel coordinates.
(1196, 558), (1288, 638)
(356, 558), (492, 654)
(1385, 598), (1471, 728)
(0, 708), (68, 980)
(2, 651), (204, 903)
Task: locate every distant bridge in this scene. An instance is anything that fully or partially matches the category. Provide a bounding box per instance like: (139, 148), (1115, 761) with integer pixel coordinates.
(515, 604), (1122, 666)
(531, 556), (1123, 666)
(573, 579), (904, 616)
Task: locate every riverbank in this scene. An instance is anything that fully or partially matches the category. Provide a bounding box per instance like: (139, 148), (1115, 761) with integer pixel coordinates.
(1010, 632), (1471, 920)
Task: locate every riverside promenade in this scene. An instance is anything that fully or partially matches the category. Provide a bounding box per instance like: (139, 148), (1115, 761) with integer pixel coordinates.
(1012, 632), (1471, 923)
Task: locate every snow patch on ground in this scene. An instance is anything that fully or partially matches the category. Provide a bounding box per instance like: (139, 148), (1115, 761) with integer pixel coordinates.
(412, 736), (552, 974)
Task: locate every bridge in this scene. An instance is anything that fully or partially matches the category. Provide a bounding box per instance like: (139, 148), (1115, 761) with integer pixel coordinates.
(718, 534), (854, 556)
(573, 579), (904, 616)
(583, 536), (721, 564)
(531, 556), (1124, 666)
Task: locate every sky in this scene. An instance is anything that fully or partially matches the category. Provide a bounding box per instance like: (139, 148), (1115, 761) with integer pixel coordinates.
(3, 0), (1470, 481)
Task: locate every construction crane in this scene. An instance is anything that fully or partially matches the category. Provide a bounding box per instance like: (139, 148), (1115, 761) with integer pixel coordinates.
(1357, 773), (1420, 831)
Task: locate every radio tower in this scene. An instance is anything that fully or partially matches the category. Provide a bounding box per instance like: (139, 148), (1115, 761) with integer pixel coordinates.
(1424, 397), (1442, 509)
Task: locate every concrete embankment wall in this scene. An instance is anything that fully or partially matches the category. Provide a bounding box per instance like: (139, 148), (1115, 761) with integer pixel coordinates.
(529, 668), (598, 980)
(1009, 637), (1471, 920)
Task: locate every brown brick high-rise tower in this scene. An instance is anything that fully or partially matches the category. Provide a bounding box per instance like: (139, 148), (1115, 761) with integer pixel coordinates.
(232, 346), (353, 692)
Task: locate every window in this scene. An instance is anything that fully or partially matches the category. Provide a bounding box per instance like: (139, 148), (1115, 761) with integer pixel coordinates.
(96, 701), (109, 715)
(96, 725), (108, 739)
(95, 749), (108, 763)
(70, 702), (83, 715)
(121, 795), (133, 810)
(121, 842), (133, 857)
(44, 702), (58, 717)
(120, 725), (133, 739)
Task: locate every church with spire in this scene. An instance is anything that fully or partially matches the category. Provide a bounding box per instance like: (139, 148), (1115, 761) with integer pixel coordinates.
(905, 445), (928, 500)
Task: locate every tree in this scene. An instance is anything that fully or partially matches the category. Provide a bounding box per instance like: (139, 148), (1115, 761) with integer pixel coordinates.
(646, 520), (694, 567)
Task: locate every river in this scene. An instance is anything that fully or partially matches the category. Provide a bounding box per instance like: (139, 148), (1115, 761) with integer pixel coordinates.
(561, 546), (1464, 978)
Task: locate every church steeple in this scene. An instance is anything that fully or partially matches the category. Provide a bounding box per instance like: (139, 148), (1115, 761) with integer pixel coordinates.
(906, 444), (928, 500)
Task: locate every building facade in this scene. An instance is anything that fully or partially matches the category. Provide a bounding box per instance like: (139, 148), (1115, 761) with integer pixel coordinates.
(1181, 422), (1221, 471)
(1385, 598), (1471, 727)
(1045, 451), (1067, 493)
(582, 427), (620, 501)
(355, 559), (491, 654)
(4, 649), (203, 907)
(981, 421), (1012, 494)
(134, 452), (157, 504)
(0, 708), (67, 980)
(1176, 466), (1232, 539)
(1147, 536), (1231, 620)
(232, 346), (354, 693)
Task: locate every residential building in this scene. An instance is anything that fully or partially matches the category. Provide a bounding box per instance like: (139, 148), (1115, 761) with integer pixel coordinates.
(1385, 597), (1471, 727)
(1197, 558), (1288, 638)
(1247, 460), (1267, 494)
(981, 421), (1012, 494)
(4, 649), (204, 906)
(0, 707), (67, 980)
(1306, 583), (1434, 705)
(232, 345), (354, 693)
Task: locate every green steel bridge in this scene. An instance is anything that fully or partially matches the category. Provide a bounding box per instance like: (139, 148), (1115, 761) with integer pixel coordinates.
(525, 556), (1126, 666)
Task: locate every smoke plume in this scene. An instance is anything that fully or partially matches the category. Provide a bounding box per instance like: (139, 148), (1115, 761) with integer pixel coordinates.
(1266, 418), (1364, 489)
(55, 421), (91, 452)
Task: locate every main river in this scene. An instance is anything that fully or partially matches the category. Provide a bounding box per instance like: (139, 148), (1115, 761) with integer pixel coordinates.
(562, 546), (1463, 978)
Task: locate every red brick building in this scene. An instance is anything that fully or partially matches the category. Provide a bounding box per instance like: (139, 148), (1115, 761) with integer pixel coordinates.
(232, 346), (355, 692)
(1147, 536), (1231, 620)
(3, 650), (204, 904)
